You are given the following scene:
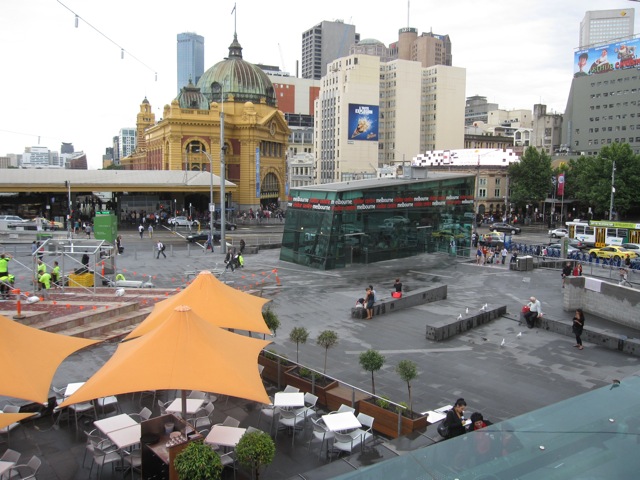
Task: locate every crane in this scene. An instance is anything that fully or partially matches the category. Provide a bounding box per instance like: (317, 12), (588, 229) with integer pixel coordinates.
(278, 43), (287, 74)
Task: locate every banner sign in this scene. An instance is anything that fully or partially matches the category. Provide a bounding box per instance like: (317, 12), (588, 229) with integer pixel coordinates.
(574, 37), (640, 77)
(286, 194), (474, 212)
(255, 147), (260, 198)
(347, 104), (379, 141)
(557, 174), (565, 196)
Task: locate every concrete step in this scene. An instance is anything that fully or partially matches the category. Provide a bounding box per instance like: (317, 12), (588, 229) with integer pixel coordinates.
(63, 306), (154, 341)
(34, 302), (140, 334)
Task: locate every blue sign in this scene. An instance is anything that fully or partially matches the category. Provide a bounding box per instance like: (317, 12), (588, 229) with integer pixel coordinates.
(347, 104), (379, 141)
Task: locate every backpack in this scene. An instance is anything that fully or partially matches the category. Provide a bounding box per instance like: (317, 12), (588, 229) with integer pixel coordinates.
(437, 419), (450, 439)
(159, 243), (165, 251)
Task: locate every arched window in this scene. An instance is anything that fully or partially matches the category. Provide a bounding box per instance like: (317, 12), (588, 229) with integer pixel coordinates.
(261, 172), (279, 195)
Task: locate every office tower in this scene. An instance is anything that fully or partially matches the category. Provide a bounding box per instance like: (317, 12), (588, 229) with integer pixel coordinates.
(390, 28), (452, 68)
(118, 128), (136, 159)
(580, 9), (634, 47)
(301, 20), (359, 79)
(177, 32), (205, 94)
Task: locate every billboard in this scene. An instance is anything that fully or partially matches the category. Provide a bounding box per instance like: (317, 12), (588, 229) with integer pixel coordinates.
(347, 104), (379, 141)
(574, 37), (640, 78)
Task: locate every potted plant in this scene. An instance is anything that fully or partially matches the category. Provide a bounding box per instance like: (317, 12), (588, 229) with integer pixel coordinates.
(317, 330), (339, 374)
(262, 308), (280, 338)
(288, 326), (309, 363)
(235, 430), (275, 480)
(173, 440), (222, 480)
(396, 359), (417, 416)
(258, 349), (293, 386)
(283, 365), (339, 407)
(358, 349), (385, 395)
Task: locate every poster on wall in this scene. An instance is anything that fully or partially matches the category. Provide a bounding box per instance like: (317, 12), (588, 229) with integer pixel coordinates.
(255, 147), (260, 198)
(347, 104), (379, 141)
(574, 37), (640, 78)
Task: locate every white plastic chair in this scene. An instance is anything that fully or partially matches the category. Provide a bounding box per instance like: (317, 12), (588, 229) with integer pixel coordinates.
(193, 402), (215, 431)
(96, 396), (120, 417)
(7, 455), (41, 480)
(216, 416), (240, 428)
(0, 405), (22, 444)
(329, 404), (355, 415)
(130, 406), (152, 423)
(331, 430), (362, 459)
(89, 439), (121, 478)
(276, 409), (306, 446)
(219, 451), (237, 480)
(257, 397), (279, 435)
(353, 412), (374, 448)
(283, 385), (300, 393)
(308, 417), (334, 459)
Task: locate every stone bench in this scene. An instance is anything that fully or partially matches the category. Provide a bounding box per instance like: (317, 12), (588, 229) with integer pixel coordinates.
(351, 285), (447, 319)
(425, 305), (507, 341)
(534, 315), (640, 357)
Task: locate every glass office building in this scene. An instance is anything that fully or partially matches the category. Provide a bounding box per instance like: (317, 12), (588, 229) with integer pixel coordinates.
(280, 171), (475, 270)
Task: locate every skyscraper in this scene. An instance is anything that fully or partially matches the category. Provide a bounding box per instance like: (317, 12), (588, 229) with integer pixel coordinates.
(301, 20), (359, 79)
(580, 9), (634, 47)
(177, 32), (205, 95)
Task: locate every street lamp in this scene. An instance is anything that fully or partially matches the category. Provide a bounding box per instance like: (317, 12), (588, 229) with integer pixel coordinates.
(197, 149), (216, 252)
(64, 181), (72, 239)
(609, 160), (616, 220)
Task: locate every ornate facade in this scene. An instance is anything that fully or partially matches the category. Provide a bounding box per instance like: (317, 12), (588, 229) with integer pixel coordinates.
(122, 35), (289, 210)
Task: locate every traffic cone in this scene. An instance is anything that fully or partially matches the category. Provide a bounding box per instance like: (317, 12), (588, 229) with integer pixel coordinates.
(273, 269), (281, 286)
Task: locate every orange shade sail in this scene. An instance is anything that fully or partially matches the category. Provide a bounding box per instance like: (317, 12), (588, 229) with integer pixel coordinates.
(61, 306), (271, 408)
(0, 412), (36, 430)
(0, 314), (97, 404)
(126, 270), (271, 339)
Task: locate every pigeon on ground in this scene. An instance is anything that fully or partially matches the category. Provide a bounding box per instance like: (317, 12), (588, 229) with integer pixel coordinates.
(610, 379), (621, 390)
(115, 288), (126, 297)
(457, 314), (462, 320)
(517, 332), (522, 338)
(500, 338), (506, 347)
(466, 307), (469, 314)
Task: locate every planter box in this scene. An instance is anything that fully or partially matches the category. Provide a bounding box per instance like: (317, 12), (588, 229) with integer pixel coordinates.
(358, 399), (428, 439)
(258, 353), (293, 388)
(324, 384), (370, 413)
(283, 368), (339, 407)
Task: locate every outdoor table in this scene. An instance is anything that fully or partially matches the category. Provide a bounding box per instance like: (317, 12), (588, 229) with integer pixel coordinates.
(94, 413), (137, 434)
(273, 392), (304, 409)
(106, 424), (141, 450)
(64, 382), (85, 397)
(205, 425), (247, 448)
(165, 398), (205, 416)
(0, 460), (15, 479)
(322, 411), (361, 432)
(424, 410), (447, 423)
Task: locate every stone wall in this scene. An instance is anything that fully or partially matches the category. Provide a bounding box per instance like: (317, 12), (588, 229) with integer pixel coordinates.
(563, 276), (640, 329)
(351, 285), (447, 319)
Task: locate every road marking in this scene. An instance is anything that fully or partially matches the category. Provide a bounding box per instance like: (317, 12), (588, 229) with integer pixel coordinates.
(345, 347), (472, 355)
(250, 263), (340, 277)
(409, 270), (455, 278)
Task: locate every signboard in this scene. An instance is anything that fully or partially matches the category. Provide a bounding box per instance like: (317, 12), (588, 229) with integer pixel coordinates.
(286, 194), (474, 212)
(574, 37), (640, 77)
(347, 104), (379, 141)
(255, 147), (260, 198)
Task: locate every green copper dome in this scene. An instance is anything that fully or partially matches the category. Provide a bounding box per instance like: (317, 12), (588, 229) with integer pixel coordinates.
(176, 79), (210, 110)
(197, 34), (276, 107)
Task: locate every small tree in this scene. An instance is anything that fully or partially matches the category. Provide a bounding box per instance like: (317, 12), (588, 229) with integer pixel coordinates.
(289, 326), (309, 363)
(396, 360), (418, 417)
(235, 430), (276, 480)
(262, 308), (280, 339)
(174, 440), (222, 480)
(317, 330), (339, 374)
(359, 349), (385, 395)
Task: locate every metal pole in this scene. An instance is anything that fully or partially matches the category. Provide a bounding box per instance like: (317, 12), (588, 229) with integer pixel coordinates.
(209, 152), (214, 251)
(220, 86), (227, 254)
(473, 154), (480, 233)
(609, 160), (616, 221)
(65, 181), (72, 239)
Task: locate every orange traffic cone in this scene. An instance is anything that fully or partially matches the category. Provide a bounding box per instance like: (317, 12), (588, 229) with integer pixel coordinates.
(273, 269), (281, 286)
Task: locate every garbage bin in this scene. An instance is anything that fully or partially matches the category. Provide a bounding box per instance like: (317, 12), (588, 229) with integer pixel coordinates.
(516, 255), (534, 271)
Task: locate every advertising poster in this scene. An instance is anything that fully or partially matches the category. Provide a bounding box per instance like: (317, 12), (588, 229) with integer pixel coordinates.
(255, 147), (260, 198)
(574, 37), (640, 77)
(347, 104), (379, 141)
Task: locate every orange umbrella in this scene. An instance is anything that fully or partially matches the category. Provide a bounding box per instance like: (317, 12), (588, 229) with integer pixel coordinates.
(0, 314), (97, 403)
(126, 270), (271, 338)
(61, 306), (271, 409)
(0, 412), (36, 429)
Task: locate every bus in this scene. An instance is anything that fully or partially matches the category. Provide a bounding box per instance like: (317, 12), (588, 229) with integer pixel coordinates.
(566, 220), (640, 248)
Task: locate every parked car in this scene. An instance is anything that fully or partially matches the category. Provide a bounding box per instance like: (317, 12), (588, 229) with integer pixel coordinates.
(186, 231), (221, 243)
(548, 228), (568, 238)
(0, 215), (25, 223)
(479, 232), (505, 247)
(212, 220), (237, 231)
(489, 223), (521, 235)
(547, 243), (579, 255)
(168, 216), (199, 227)
(340, 224), (362, 235)
(588, 245), (638, 261)
(33, 217), (64, 230)
(621, 243), (640, 254)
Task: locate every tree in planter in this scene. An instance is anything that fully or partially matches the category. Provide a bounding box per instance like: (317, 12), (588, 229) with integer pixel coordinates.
(289, 326), (309, 363)
(359, 349), (385, 395)
(317, 330), (339, 374)
(262, 308), (280, 339)
(173, 440), (222, 480)
(396, 359), (418, 418)
(235, 430), (275, 480)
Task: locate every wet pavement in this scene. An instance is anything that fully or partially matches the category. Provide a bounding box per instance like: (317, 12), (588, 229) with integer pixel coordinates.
(2, 233), (640, 479)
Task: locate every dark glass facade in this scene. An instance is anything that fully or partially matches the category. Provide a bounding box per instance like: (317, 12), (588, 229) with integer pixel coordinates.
(280, 174), (475, 270)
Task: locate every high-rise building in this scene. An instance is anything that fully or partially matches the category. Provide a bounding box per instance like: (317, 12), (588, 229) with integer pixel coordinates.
(389, 28), (452, 68)
(580, 9), (635, 48)
(465, 95), (499, 126)
(301, 20), (359, 79)
(177, 32), (205, 94)
(118, 128), (136, 160)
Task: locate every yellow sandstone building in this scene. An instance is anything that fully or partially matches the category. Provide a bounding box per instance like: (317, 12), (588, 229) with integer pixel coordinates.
(122, 35), (290, 210)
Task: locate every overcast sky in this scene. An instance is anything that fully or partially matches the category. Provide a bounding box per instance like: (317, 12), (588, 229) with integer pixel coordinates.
(1, 0), (638, 169)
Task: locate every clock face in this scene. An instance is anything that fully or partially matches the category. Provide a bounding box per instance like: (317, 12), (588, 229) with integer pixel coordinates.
(269, 121), (276, 136)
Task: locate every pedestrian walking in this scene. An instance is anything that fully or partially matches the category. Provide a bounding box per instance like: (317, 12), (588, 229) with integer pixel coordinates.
(239, 238), (246, 254)
(156, 240), (166, 259)
(138, 224), (144, 239)
(572, 308), (586, 350)
(561, 262), (572, 288)
(148, 224), (154, 238)
(501, 246), (508, 265)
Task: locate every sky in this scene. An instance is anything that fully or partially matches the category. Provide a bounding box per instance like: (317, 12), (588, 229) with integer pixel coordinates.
(1, 0), (638, 169)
